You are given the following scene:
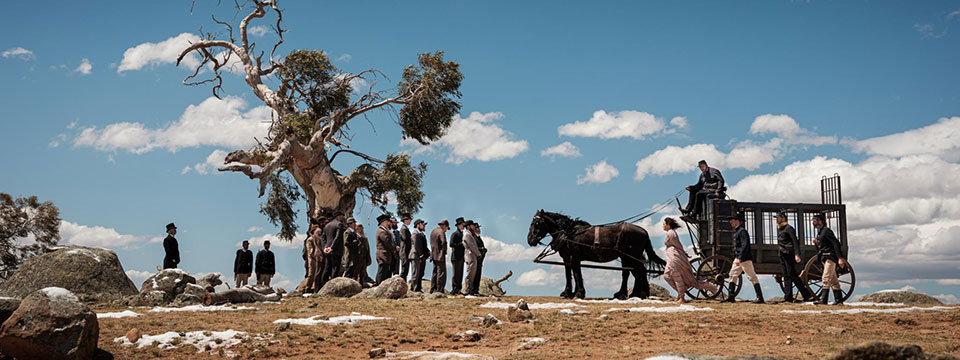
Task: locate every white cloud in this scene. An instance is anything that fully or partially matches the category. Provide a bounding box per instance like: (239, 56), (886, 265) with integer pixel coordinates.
(540, 142), (581, 159)
(401, 112), (528, 164)
(558, 110), (683, 140)
(849, 117), (960, 161)
(936, 279), (960, 286)
(669, 116), (688, 129)
(634, 141), (778, 180)
(182, 149), (239, 175)
(73, 58), (92, 75)
(247, 226), (263, 232)
(517, 269), (564, 287)
(2, 47), (35, 61)
(335, 54), (352, 62)
(59, 221), (154, 250)
(125, 270), (154, 288)
(73, 96), (272, 154)
(577, 160), (620, 184)
(239, 233), (304, 249)
(750, 114), (836, 146)
(248, 25), (270, 37)
(933, 294), (959, 304)
(481, 236), (542, 262)
(118, 33), (202, 73)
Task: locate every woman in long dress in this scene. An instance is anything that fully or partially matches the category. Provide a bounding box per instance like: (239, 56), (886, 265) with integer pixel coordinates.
(662, 217), (718, 303)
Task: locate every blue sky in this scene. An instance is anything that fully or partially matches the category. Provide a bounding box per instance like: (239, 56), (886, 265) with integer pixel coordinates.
(2, 1), (959, 302)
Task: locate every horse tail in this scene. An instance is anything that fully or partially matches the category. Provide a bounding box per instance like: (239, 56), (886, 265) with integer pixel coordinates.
(640, 228), (666, 278)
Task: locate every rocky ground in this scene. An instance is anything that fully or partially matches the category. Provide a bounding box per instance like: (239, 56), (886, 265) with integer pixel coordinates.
(92, 295), (960, 359)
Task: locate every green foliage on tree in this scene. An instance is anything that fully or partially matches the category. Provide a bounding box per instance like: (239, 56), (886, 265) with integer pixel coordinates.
(0, 193), (60, 282)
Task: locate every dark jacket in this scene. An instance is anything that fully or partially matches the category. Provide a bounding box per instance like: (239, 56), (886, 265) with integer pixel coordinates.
(777, 224), (801, 254)
(410, 229), (429, 260)
(400, 225), (412, 259)
(323, 219), (344, 255)
(376, 226), (397, 265)
(816, 226), (843, 263)
(344, 229), (359, 253)
(163, 235), (180, 269)
(430, 227), (447, 262)
(255, 249), (275, 275)
(690, 166), (725, 192)
(449, 229), (465, 261)
(234, 249), (253, 274)
(732, 225), (754, 262)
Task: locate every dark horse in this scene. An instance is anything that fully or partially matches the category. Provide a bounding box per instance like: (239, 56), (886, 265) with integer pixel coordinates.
(527, 210), (666, 299)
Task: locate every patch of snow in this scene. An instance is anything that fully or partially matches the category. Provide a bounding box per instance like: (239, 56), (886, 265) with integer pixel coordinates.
(479, 301), (583, 309)
(273, 312), (390, 326)
(148, 305), (255, 313)
(0, 296), (19, 300)
(782, 306), (955, 315)
(576, 298), (667, 305)
(97, 310), (140, 319)
(802, 301), (905, 307)
(113, 329), (246, 352)
(66, 248), (102, 262)
(645, 356), (692, 360)
(558, 309), (575, 315)
(605, 305), (714, 313)
(386, 351), (488, 359)
(40, 287), (79, 303)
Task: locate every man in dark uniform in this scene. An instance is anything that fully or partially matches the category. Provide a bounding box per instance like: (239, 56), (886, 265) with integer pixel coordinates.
(776, 212), (814, 302)
(723, 212), (763, 304)
(681, 160), (725, 221)
(320, 211), (346, 287)
(398, 214), (413, 280)
(162, 223), (180, 269)
(462, 220), (482, 296)
(449, 217), (466, 295)
(375, 214), (397, 284)
(408, 219), (429, 292)
(233, 240), (254, 287)
(430, 220), (449, 293)
(813, 213), (846, 305)
(255, 241), (276, 286)
(472, 222), (488, 294)
(390, 217), (402, 276)
(341, 217), (360, 279)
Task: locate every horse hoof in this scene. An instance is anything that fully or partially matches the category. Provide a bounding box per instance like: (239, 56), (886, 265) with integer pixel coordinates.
(613, 291), (627, 300)
(560, 290), (573, 299)
(574, 291), (586, 299)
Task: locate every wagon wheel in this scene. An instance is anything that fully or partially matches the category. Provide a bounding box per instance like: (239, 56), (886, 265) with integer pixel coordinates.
(800, 257), (856, 303)
(685, 255), (740, 301)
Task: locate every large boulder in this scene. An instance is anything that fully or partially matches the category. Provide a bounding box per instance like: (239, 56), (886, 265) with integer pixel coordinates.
(353, 276), (408, 299)
(317, 277), (362, 298)
(0, 246), (137, 303)
(828, 341), (954, 360)
(0, 287), (99, 360)
(859, 290), (943, 305)
(478, 277), (505, 297)
(0, 298), (20, 324)
(139, 269), (197, 304)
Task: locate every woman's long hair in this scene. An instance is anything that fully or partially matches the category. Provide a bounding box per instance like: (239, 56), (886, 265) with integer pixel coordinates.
(664, 217), (680, 230)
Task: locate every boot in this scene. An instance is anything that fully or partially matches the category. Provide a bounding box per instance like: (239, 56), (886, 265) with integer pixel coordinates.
(817, 290), (830, 305)
(832, 289), (844, 305)
(722, 282), (737, 303)
(752, 283), (765, 304)
(799, 287), (816, 302)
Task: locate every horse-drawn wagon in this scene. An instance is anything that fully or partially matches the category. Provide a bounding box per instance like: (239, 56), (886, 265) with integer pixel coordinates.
(680, 174), (855, 302)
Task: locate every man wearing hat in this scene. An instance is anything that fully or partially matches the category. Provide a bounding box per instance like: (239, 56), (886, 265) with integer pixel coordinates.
(472, 222), (488, 294)
(723, 212), (763, 304)
(408, 219), (430, 292)
(233, 240), (254, 287)
(449, 217), (466, 295)
(375, 214), (398, 284)
(681, 160), (725, 221)
(320, 211), (346, 287)
(162, 223), (180, 269)
(813, 213), (846, 305)
(398, 214), (413, 281)
(390, 217), (402, 275)
(255, 240), (276, 286)
(776, 211), (815, 302)
(430, 220), (450, 293)
(341, 217), (360, 279)
(462, 220), (484, 296)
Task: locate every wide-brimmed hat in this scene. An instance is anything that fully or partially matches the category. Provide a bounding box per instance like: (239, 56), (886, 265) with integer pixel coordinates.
(377, 214), (391, 224)
(401, 213), (412, 221)
(438, 219), (449, 226)
(455, 217), (465, 226)
(166, 223), (177, 231)
(414, 219), (425, 226)
(346, 217), (356, 224)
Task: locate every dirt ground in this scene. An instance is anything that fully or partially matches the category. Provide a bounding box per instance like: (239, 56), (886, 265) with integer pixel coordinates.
(93, 295), (960, 359)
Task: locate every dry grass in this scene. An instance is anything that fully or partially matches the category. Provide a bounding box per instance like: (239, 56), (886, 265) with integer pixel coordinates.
(93, 296), (960, 359)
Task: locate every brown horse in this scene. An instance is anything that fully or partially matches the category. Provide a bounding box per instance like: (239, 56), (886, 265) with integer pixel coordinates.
(527, 210), (665, 299)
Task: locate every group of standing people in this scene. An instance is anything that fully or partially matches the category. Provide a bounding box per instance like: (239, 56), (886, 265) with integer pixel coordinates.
(374, 215), (488, 296)
(301, 212), (372, 293)
(232, 239), (276, 287)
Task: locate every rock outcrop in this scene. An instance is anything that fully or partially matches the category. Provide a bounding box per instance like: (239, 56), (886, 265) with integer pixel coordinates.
(353, 276), (408, 299)
(138, 269), (197, 304)
(827, 341), (954, 360)
(317, 277), (363, 298)
(0, 298), (20, 324)
(859, 290), (943, 305)
(0, 246), (137, 303)
(0, 287), (99, 360)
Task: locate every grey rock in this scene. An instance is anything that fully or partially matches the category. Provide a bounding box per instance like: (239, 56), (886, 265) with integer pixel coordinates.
(317, 277), (363, 298)
(0, 246), (138, 303)
(196, 273), (223, 291)
(480, 314), (501, 327)
(172, 293), (202, 306)
(477, 277), (505, 297)
(139, 290), (167, 306)
(352, 276), (408, 299)
(369, 347), (386, 358)
(827, 341), (955, 360)
(455, 330), (481, 342)
(516, 337), (546, 351)
(183, 283), (208, 298)
(274, 322), (291, 332)
(0, 298), (21, 325)
(139, 269), (197, 304)
(0, 288), (99, 360)
(859, 291), (944, 305)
